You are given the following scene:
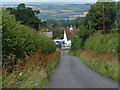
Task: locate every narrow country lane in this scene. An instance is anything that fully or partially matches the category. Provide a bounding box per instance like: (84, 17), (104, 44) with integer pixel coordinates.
(47, 50), (118, 88)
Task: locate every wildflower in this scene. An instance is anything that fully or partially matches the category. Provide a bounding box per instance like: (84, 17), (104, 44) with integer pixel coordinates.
(19, 72), (23, 76)
(13, 75), (16, 78)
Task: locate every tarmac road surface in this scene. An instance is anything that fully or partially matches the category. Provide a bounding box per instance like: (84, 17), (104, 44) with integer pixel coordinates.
(47, 50), (118, 88)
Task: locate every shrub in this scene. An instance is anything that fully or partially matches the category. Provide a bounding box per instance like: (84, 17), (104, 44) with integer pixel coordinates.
(70, 36), (82, 51)
(84, 33), (119, 54)
(74, 50), (119, 82)
(77, 27), (90, 40)
(2, 50), (61, 88)
(70, 27), (89, 51)
(2, 10), (56, 59)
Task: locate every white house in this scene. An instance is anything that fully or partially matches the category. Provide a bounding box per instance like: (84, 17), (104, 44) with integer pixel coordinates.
(63, 25), (77, 47)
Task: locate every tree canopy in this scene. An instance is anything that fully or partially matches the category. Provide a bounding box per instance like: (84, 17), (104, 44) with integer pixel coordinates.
(2, 10), (56, 58)
(85, 1), (118, 31)
(6, 3), (45, 31)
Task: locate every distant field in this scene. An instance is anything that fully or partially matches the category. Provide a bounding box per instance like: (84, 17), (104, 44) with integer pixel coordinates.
(69, 14), (87, 18)
(69, 12), (88, 18)
(59, 10), (73, 12)
(0, 5), (36, 8)
(1, 4), (91, 21)
(50, 12), (79, 17)
(36, 4), (91, 20)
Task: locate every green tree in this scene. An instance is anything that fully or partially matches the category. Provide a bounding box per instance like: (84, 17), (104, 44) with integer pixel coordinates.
(2, 10), (56, 58)
(6, 3), (43, 31)
(52, 22), (59, 28)
(71, 27), (90, 51)
(85, 1), (118, 31)
(51, 28), (64, 39)
(74, 17), (85, 28)
(70, 36), (82, 51)
(17, 3), (26, 9)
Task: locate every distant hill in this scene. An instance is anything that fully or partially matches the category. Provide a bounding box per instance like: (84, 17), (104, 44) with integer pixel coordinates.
(2, 2), (94, 5)
(2, 2), (92, 21)
(36, 4), (91, 21)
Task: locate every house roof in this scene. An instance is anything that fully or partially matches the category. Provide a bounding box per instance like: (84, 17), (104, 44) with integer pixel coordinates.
(64, 29), (78, 40)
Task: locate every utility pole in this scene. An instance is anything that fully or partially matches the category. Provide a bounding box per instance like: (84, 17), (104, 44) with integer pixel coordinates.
(89, 21), (92, 37)
(118, 1), (120, 30)
(102, 5), (106, 34)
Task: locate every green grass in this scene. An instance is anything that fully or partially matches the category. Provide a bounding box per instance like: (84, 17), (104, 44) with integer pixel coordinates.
(0, 73), (1, 88)
(3, 49), (61, 88)
(70, 50), (119, 82)
(3, 68), (47, 88)
(71, 32), (119, 54)
(70, 31), (119, 82)
(84, 33), (119, 54)
(2, 60), (60, 88)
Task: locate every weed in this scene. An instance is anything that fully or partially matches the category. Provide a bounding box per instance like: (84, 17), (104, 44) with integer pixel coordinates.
(70, 50), (119, 82)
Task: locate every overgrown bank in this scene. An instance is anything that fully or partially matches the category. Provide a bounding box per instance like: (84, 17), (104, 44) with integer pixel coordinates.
(70, 1), (119, 82)
(70, 50), (119, 82)
(2, 10), (60, 88)
(84, 33), (119, 54)
(70, 32), (119, 82)
(3, 50), (61, 88)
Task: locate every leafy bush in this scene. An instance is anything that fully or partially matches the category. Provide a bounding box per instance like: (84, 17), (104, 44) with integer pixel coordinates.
(77, 27), (90, 39)
(3, 50), (61, 88)
(2, 10), (56, 59)
(70, 36), (82, 51)
(6, 4), (43, 31)
(85, 2), (118, 30)
(71, 27), (119, 54)
(73, 50), (119, 82)
(84, 33), (119, 54)
(70, 27), (89, 51)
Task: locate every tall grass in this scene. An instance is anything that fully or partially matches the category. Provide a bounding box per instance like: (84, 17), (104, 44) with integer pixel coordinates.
(2, 10), (57, 74)
(84, 33), (119, 54)
(3, 50), (61, 88)
(2, 10), (59, 88)
(70, 31), (119, 82)
(70, 50), (119, 82)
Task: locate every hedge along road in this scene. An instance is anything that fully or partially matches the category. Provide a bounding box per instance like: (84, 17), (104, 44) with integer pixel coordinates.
(47, 50), (118, 88)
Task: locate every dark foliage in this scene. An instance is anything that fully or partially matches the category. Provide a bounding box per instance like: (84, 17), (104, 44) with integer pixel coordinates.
(6, 3), (45, 31)
(85, 2), (118, 31)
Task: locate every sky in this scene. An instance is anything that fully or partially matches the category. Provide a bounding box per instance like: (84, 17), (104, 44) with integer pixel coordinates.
(2, 0), (119, 2)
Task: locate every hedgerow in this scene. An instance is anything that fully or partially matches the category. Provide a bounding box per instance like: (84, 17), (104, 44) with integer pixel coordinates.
(3, 50), (61, 88)
(71, 27), (118, 54)
(70, 36), (82, 51)
(84, 33), (119, 54)
(70, 27), (90, 51)
(2, 10), (56, 59)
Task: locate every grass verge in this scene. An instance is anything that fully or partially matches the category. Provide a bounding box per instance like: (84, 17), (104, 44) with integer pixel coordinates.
(2, 50), (61, 88)
(69, 50), (119, 82)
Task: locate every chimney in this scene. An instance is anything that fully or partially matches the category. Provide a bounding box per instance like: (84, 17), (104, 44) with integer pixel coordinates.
(74, 25), (76, 29)
(70, 25), (73, 31)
